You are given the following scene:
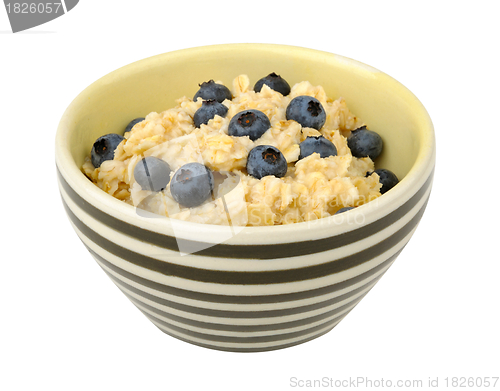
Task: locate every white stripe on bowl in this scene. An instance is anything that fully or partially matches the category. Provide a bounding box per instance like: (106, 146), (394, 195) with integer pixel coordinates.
(96, 253), (394, 311)
(127, 291), (363, 338)
(105, 275), (379, 326)
(147, 316), (340, 351)
(71, 216), (416, 296)
(59, 179), (430, 272)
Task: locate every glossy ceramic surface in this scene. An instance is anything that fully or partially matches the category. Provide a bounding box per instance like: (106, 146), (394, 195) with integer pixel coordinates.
(56, 44), (435, 352)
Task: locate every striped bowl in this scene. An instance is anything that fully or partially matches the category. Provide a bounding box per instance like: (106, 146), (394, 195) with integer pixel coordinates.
(55, 44), (435, 352)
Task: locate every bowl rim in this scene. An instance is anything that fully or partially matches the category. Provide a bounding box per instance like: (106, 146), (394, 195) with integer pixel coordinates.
(55, 43), (435, 244)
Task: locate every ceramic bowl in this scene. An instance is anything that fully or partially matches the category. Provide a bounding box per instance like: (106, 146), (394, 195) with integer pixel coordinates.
(55, 43), (435, 352)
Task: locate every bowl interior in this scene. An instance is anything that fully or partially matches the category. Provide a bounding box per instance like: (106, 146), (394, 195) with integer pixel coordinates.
(59, 44), (432, 184)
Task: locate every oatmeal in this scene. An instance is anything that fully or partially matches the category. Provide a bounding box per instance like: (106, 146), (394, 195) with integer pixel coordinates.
(82, 74), (384, 226)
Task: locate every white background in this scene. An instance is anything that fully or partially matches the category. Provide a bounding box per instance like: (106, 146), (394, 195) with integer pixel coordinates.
(2, 1), (499, 390)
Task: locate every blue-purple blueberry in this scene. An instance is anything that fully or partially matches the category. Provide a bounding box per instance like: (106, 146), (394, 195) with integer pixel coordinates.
(347, 126), (383, 160)
(246, 145), (287, 179)
(193, 80), (232, 103)
(228, 109), (271, 141)
(367, 169), (399, 194)
(299, 136), (337, 160)
(286, 95), (326, 130)
(170, 163), (214, 208)
(134, 156), (171, 192)
(335, 207), (355, 214)
(193, 100), (228, 127)
(91, 133), (125, 168)
(124, 118), (145, 134)
(254, 73), (290, 96)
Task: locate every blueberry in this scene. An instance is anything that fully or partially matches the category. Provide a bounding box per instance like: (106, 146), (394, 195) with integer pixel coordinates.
(91, 133), (125, 168)
(134, 156), (171, 192)
(193, 100), (228, 128)
(286, 95), (326, 130)
(347, 127), (383, 160)
(170, 163), (214, 208)
(299, 136), (337, 160)
(246, 145), (287, 179)
(367, 169), (399, 194)
(335, 207), (355, 214)
(124, 117), (145, 134)
(228, 109), (271, 141)
(254, 72), (291, 96)
(193, 80), (232, 103)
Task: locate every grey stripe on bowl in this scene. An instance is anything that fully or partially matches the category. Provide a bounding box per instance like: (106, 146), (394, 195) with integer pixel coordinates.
(88, 244), (402, 304)
(62, 177), (428, 273)
(97, 249), (395, 310)
(102, 264), (381, 319)
(148, 314), (340, 351)
(70, 210), (416, 299)
(127, 289), (362, 337)
(61, 196), (428, 285)
(123, 288), (366, 333)
(152, 320), (337, 353)
(56, 167), (433, 259)
(138, 303), (350, 344)
(124, 291), (368, 339)
(110, 274), (377, 326)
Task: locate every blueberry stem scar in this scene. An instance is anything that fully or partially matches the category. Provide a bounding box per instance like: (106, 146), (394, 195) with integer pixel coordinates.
(307, 101), (321, 116)
(263, 149), (278, 163)
(239, 112), (255, 127)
